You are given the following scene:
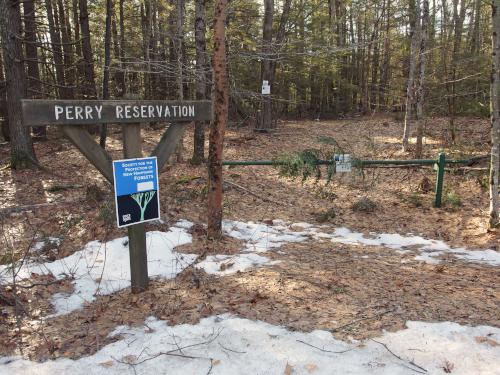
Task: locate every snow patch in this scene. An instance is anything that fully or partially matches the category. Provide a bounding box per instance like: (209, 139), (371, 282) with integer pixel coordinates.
(195, 253), (278, 276)
(0, 224), (195, 316)
(1, 315), (498, 375)
(327, 227), (500, 266)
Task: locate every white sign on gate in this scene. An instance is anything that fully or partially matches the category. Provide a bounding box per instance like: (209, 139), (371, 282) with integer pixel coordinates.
(334, 154), (352, 173)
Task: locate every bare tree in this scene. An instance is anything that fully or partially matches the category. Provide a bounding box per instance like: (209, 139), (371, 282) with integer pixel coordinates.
(490, 0), (500, 228)
(207, 0), (228, 239)
(0, 0), (37, 168)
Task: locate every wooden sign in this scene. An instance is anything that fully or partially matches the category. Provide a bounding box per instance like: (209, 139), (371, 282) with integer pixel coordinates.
(20, 98), (213, 294)
(21, 99), (212, 126)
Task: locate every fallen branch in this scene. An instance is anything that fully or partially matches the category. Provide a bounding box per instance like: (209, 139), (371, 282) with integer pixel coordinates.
(219, 342), (246, 354)
(371, 339), (427, 374)
(296, 339), (354, 354)
(120, 328), (223, 366)
(16, 278), (65, 289)
(224, 180), (291, 206)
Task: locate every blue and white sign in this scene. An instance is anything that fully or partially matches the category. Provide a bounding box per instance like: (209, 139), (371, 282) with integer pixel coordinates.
(112, 156), (160, 228)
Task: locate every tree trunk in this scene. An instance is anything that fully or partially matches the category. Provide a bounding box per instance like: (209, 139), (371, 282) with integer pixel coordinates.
(111, 6), (125, 97)
(0, 0), (37, 168)
(118, 0), (126, 97)
(0, 36), (9, 141)
(402, 0), (420, 152)
(23, 0), (46, 139)
(79, 0), (98, 133)
(99, 0), (113, 148)
(173, 0), (185, 162)
(57, 0), (74, 97)
(79, 0), (97, 99)
(378, 0), (391, 108)
(490, 0), (500, 228)
(207, 0), (228, 239)
(72, 0), (83, 92)
(270, 0), (291, 116)
(470, 0), (481, 53)
(256, 0), (273, 131)
(415, 0), (429, 158)
(192, 0), (208, 165)
(45, 0), (70, 98)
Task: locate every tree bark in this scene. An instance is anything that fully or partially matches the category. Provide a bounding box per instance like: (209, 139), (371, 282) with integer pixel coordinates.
(256, 0), (273, 131)
(45, 0), (70, 98)
(0, 35), (9, 141)
(79, 0), (97, 99)
(402, 0), (420, 152)
(192, 0), (208, 164)
(72, 0), (83, 91)
(99, 0), (113, 148)
(415, 0), (429, 158)
(0, 0), (37, 168)
(23, 0), (46, 139)
(207, 0), (228, 239)
(490, 0), (500, 228)
(173, 0), (185, 162)
(378, 0), (391, 107)
(79, 0), (98, 133)
(57, 0), (74, 97)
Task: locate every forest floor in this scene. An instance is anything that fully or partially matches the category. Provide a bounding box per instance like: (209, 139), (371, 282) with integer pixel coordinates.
(0, 115), (499, 374)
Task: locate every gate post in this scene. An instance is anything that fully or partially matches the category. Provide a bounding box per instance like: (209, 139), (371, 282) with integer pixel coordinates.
(434, 152), (446, 208)
(122, 123), (148, 293)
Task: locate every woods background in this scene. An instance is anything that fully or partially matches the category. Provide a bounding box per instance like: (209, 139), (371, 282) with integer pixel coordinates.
(0, 0), (492, 129)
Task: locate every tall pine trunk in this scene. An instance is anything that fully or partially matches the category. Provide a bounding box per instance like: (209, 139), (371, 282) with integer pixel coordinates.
(0, 0), (37, 168)
(99, 0), (113, 148)
(207, 0), (228, 239)
(489, 0), (500, 228)
(57, 0), (74, 97)
(402, 0), (420, 152)
(256, 0), (273, 131)
(415, 0), (429, 158)
(0, 30), (9, 141)
(23, 0), (46, 139)
(192, 0), (208, 164)
(79, 0), (97, 99)
(45, 0), (69, 98)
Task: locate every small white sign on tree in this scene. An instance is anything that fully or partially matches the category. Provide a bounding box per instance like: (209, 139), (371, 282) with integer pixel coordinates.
(262, 80), (271, 95)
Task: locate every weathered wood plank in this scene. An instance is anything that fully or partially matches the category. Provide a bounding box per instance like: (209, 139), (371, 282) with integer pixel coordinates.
(122, 123), (149, 293)
(151, 123), (188, 171)
(22, 99), (212, 126)
(61, 125), (114, 183)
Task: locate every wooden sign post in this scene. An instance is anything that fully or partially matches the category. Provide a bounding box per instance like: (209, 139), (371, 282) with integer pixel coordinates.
(22, 99), (212, 293)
